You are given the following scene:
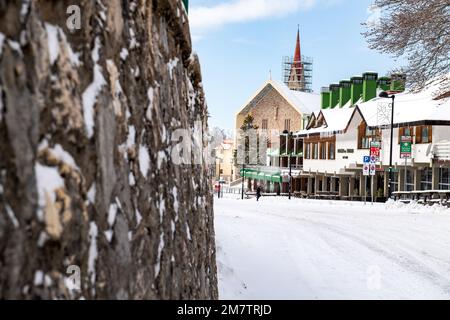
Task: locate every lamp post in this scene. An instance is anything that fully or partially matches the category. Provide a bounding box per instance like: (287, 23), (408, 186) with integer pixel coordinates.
(241, 122), (253, 200)
(379, 91), (396, 200)
(283, 130), (293, 200)
(241, 161), (245, 200)
(216, 156), (223, 198)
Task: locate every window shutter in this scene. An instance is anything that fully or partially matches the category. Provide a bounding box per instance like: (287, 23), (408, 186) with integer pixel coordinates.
(428, 126), (433, 143)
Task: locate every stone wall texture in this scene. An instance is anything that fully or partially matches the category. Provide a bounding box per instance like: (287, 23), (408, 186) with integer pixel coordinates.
(0, 0), (218, 300)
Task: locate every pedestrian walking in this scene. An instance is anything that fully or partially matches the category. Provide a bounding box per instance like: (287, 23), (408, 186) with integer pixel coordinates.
(256, 186), (262, 202)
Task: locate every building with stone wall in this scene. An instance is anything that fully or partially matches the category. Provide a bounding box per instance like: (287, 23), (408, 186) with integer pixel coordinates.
(234, 79), (320, 187)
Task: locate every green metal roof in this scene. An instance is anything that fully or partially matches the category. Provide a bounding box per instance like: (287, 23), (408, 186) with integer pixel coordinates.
(240, 168), (282, 183)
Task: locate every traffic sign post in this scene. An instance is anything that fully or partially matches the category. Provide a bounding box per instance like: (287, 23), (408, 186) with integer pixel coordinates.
(400, 136), (413, 192)
(369, 158), (376, 205)
(363, 156), (371, 205)
(363, 157), (370, 176)
(400, 136), (412, 159)
(369, 163), (376, 176)
(370, 141), (381, 162)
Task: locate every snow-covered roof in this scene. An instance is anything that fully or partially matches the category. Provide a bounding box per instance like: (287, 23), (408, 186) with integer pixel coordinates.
(357, 74), (450, 128)
(295, 107), (356, 136)
(236, 79), (321, 116)
(270, 80), (321, 115)
(341, 100), (352, 109)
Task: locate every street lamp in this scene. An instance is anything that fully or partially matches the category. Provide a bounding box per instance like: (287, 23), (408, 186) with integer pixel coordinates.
(241, 161), (245, 200)
(283, 130), (293, 200)
(216, 156), (223, 199)
(241, 122), (253, 200)
(379, 91), (396, 200)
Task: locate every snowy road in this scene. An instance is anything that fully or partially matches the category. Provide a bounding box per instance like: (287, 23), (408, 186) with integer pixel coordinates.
(214, 195), (450, 299)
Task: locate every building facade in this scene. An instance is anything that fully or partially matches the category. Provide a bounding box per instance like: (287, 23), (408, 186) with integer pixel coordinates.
(234, 79), (320, 185)
(241, 72), (450, 201)
(292, 73), (450, 201)
(214, 139), (235, 183)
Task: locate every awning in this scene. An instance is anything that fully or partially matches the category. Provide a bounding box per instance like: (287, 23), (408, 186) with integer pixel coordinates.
(240, 168), (282, 183)
(271, 174), (282, 183)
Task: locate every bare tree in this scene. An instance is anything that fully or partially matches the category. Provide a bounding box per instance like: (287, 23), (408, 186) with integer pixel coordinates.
(363, 0), (450, 89)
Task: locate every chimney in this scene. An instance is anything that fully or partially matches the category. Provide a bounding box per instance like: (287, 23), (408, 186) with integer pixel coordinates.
(377, 76), (391, 91)
(339, 80), (352, 107)
(321, 87), (330, 109)
(329, 84), (340, 109)
(362, 72), (378, 102)
(390, 73), (406, 92)
(350, 76), (363, 105)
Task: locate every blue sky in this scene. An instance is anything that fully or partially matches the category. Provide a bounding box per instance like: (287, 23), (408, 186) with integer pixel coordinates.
(190, 0), (402, 132)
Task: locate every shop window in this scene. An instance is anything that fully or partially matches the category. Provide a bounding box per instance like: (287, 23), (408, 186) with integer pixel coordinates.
(439, 168), (450, 190)
(391, 172), (399, 192)
(420, 167), (432, 191)
(405, 169), (414, 191)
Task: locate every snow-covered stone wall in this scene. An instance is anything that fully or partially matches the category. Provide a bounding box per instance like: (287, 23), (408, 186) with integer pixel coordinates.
(0, 0), (217, 299)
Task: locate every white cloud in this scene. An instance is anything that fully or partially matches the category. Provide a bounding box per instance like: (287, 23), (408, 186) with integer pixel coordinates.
(190, 0), (317, 39)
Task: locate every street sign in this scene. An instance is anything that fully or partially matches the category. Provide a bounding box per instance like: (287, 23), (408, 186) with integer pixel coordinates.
(370, 163), (376, 176)
(400, 136), (412, 159)
(370, 141), (381, 161)
(363, 156), (370, 164)
(363, 163), (370, 176)
(370, 141), (381, 148)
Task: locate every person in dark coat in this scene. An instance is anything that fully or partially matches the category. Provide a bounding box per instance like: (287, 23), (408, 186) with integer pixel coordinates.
(256, 186), (262, 202)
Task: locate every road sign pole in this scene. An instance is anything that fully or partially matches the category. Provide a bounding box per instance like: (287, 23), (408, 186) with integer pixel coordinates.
(404, 157), (407, 192)
(371, 175), (374, 205)
(364, 175), (367, 205)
